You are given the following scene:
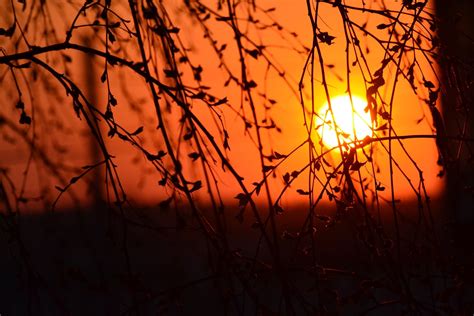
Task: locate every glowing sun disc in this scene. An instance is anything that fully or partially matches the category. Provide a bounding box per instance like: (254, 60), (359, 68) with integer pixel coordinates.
(315, 95), (373, 149)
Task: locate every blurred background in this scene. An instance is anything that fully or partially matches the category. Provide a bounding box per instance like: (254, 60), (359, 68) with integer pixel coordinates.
(0, 0), (473, 314)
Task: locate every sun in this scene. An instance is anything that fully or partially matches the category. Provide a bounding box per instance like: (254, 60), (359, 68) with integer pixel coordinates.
(315, 95), (373, 149)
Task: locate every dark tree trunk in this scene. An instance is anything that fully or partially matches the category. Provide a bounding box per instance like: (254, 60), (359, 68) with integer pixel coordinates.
(436, 0), (474, 253)
(83, 36), (103, 206)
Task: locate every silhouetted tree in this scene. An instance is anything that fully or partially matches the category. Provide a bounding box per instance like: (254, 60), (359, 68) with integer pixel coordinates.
(0, 0), (473, 314)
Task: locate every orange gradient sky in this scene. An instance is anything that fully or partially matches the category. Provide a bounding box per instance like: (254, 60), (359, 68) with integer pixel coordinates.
(0, 0), (443, 212)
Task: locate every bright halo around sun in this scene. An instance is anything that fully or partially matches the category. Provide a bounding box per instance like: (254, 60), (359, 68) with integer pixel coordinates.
(315, 95), (373, 149)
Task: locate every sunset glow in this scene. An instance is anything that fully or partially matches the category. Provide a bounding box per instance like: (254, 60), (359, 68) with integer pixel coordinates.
(315, 95), (373, 149)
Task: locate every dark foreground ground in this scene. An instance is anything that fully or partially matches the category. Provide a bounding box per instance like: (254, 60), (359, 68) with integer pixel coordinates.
(0, 200), (473, 315)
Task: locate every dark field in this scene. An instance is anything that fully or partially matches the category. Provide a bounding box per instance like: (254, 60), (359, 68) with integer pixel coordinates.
(1, 198), (473, 315)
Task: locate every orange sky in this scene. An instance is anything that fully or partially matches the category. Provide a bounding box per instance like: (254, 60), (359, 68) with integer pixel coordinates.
(0, 0), (443, 213)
